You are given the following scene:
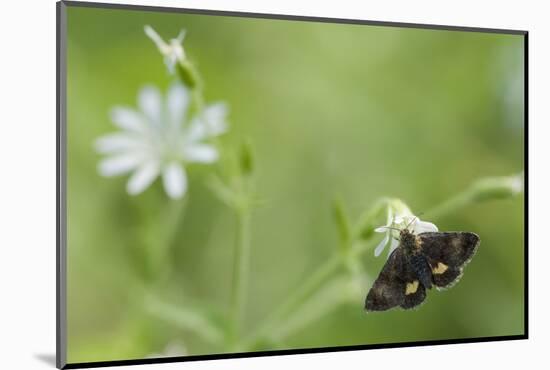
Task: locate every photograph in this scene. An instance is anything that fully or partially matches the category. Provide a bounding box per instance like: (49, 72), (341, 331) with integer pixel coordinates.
(59, 2), (525, 366)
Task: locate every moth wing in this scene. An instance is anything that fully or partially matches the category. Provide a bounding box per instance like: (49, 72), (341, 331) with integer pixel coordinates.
(365, 248), (426, 311)
(431, 266), (463, 289)
(418, 232), (480, 289)
(400, 279), (426, 310)
(365, 248), (406, 311)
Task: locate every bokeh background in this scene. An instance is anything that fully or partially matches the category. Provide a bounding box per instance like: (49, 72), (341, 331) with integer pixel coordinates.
(65, 4), (525, 364)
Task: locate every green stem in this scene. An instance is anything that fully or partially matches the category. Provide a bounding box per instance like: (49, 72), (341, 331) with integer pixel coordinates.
(424, 174), (523, 220)
(192, 88), (205, 113)
(241, 197), (389, 349)
(244, 243), (375, 348)
(229, 208), (252, 349)
(242, 250), (346, 349)
(267, 256), (341, 321)
(145, 295), (224, 346)
(269, 275), (353, 342)
(422, 189), (475, 221)
(137, 191), (188, 284)
(162, 197), (188, 273)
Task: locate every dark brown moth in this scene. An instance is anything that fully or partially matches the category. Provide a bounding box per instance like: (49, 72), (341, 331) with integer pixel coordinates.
(365, 228), (480, 312)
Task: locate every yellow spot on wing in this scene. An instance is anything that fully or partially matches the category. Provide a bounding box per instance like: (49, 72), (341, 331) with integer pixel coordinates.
(432, 262), (448, 274)
(405, 281), (419, 295)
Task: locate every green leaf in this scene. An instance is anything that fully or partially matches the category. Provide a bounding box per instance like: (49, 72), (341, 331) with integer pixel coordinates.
(332, 197), (351, 251)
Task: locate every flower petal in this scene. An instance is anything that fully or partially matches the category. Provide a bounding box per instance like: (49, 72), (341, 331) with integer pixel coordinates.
(388, 238), (400, 255)
(186, 103), (228, 142)
(144, 25), (168, 51)
(126, 161), (160, 195)
(110, 107), (146, 132)
(162, 162), (187, 199)
(203, 103), (228, 135)
(183, 144), (219, 163)
(167, 83), (190, 128)
(95, 133), (141, 154)
(386, 207), (394, 224)
(414, 220), (438, 233)
(176, 29), (186, 43)
(98, 154), (142, 177)
(186, 117), (207, 142)
(138, 85), (162, 125)
(374, 233), (390, 257)
(394, 215), (407, 226)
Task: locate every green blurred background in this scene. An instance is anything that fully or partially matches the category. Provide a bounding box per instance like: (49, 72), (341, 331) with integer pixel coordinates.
(65, 5), (525, 364)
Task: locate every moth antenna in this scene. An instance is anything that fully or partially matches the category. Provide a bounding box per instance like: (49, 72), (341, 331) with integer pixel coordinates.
(378, 226), (401, 232)
(405, 216), (418, 230)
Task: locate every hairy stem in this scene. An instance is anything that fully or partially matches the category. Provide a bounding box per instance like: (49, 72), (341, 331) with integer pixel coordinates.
(422, 190), (475, 221)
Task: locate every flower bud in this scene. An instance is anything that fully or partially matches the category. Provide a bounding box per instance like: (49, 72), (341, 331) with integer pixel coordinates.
(239, 141), (254, 176)
(471, 172), (524, 201)
(332, 197), (351, 250)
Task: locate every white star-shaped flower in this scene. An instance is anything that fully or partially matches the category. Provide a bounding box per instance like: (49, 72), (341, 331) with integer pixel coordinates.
(96, 83), (228, 199)
(145, 25), (186, 74)
(374, 206), (438, 257)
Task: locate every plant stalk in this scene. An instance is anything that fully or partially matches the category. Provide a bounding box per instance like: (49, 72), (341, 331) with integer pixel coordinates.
(242, 249), (348, 349)
(228, 208), (252, 349)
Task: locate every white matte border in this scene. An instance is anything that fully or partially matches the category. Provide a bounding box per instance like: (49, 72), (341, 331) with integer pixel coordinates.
(0, 1), (545, 370)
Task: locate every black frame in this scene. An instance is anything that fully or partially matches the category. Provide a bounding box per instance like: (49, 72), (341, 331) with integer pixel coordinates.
(56, 1), (529, 368)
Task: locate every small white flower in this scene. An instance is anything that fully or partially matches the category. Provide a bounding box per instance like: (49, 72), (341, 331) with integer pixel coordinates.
(374, 204), (438, 257)
(145, 25), (186, 74)
(96, 83), (228, 199)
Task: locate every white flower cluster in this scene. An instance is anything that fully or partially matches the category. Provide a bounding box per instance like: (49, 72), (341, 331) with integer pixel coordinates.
(374, 204), (438, 257)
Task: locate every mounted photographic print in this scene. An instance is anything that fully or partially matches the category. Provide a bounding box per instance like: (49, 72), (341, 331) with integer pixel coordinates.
(57, 1), (527, 368)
